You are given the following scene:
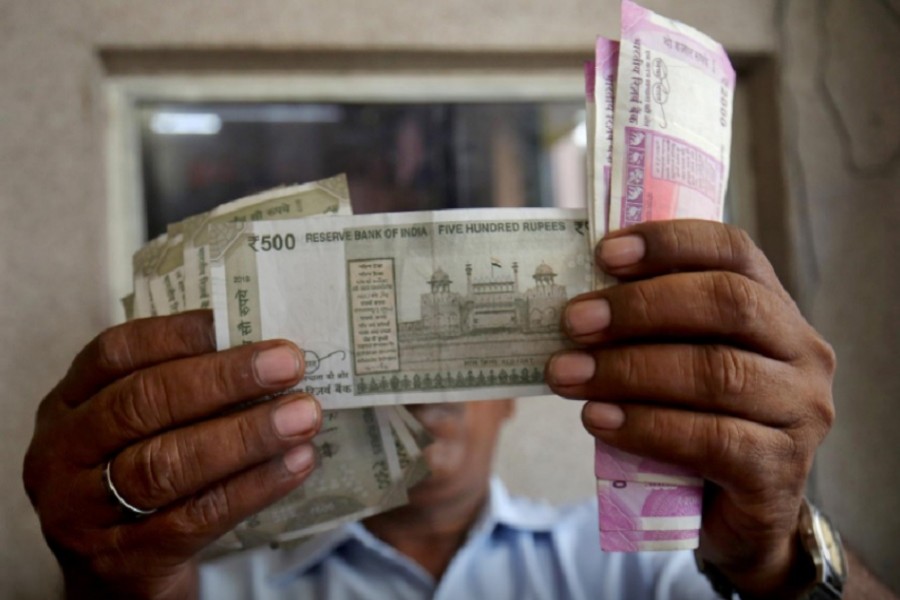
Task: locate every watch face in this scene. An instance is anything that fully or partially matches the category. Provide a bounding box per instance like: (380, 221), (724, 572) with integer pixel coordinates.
(815, 514), (846, 579)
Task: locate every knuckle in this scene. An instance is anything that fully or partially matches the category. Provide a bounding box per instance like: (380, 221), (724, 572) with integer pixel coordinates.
(810, 334), (838, 376)
(808, 394), (836, 434)
(608, 349), (642, 387)
(644, 408), (678, 448)
(234, 414), (262, 458)
(208, 354), (240, 400)
(791, 334), (837, 436)
(657, 220), (685, 254)
(109, 371), (161, 439)
(627, 283), (657, 328)
(701, 415), (732, 462)
(164, 513), (200, 542)
(722, 224), (757, 266)
(183, 483), (231, 534)
(698, 345), (751, 400)
(93, 325), (135, 375)
(709, 272), (761, 332)
(659, 220), (707, 263)
(107, 371), (166, 439)
(107, 379), (151, 441)
(130, 436), (184, 506)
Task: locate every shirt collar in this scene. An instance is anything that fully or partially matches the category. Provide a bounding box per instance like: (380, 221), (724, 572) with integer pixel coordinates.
(263, 524), (356, 587)
(266, 476), (562, 585)
(482, 476), (562, 533)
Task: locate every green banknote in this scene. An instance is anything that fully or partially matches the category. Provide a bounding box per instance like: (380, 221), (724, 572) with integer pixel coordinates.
(209, 207), (593, 410)
(182, 174), (352, 310)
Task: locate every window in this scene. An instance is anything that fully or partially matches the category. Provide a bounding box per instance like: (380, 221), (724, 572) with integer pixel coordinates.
(106, 70), (756, 318)
(138, 100), (586, 238)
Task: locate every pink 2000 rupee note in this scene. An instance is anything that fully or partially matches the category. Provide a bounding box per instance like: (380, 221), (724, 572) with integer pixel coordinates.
(608, 0), (735, 228)
(596, 479), (702, 532)
(594, 0), (736, 552)
(595, 439), (701, 486)
(600, 529), (699, 552)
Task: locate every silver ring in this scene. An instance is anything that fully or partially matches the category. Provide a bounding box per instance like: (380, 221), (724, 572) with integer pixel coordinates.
(103, 459), (158, 518)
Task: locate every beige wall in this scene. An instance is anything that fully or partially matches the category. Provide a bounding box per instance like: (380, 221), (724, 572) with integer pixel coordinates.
(779, 0), (900, 589)
(2, 0), (897, 597)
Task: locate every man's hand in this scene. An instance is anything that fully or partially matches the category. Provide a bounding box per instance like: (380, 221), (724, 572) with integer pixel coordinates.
(22, 311), (321, 600)
(546, 220), (836, 599)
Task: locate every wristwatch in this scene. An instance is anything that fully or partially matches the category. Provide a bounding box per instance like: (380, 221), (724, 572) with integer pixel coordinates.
(797, 497), (847, 599)
(695, 498), (847, 599)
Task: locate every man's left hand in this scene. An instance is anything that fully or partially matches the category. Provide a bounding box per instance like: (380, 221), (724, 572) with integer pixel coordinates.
(546, 220), (836, 599)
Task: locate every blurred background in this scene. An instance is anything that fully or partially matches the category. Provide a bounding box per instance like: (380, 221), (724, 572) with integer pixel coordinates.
(2, 0), (898, 597)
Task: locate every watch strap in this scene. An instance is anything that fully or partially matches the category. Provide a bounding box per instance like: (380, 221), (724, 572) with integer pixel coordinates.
(695, 553), (841, 600)
(804, 568), (843, 600)
(694, 498), (846, 600)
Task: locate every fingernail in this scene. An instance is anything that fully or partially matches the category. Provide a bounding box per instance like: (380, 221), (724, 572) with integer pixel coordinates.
(566, 299), (611, 336)
(273, 397), (319, 438)
(254, 345), (302, 386)
(283, 444), (315, 474)
(600, 235), (645, 268)
(548, 352), (596, 386)
(584, 402), (625, 429)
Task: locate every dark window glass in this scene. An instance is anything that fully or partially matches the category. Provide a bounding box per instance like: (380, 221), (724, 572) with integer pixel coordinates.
(138, 102), (586, 238)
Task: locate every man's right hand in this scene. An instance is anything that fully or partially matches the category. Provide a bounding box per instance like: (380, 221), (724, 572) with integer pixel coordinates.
(22, 310), (321, 600)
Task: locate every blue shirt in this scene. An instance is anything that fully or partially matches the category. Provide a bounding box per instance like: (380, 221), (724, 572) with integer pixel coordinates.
(200, 479), (719, 599)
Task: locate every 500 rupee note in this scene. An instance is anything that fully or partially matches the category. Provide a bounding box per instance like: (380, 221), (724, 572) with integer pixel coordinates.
(183, 175), (352, 310)
(210, 208), (593, 410)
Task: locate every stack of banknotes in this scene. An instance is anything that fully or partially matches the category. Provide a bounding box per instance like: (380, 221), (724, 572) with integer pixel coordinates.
(125, 175), (600, 553)
(126, 177), (440, 553)
(123, 0), (734, 554)
(585, 1), (734, 550)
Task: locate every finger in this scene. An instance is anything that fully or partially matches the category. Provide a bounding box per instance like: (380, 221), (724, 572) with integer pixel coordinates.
(581, 403), (808, 497)
(42, 394), (318, 528)
(546, 345), (802, 427)
(596, 220), (790, 301)
(106, 393), (321, 516)
(562, 271), (808, 360)
(64, 340), (305, 465)
(116, 448), (317, 561)
(48, 311), (215, 410)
